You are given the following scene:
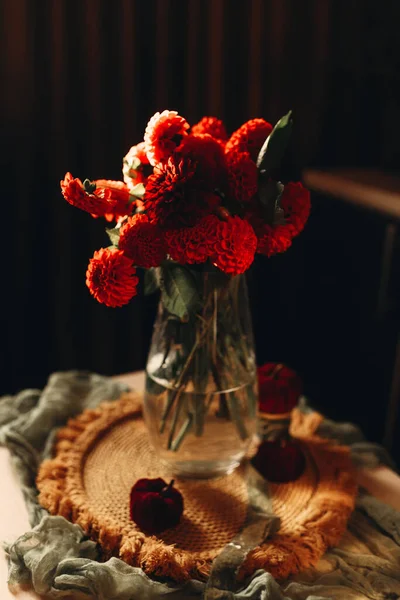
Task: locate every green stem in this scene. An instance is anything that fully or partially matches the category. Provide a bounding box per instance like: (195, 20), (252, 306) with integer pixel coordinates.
(172, 391), (213, 449)
(163, 312), (215, 443)
(215, 344), (250, 440)
(160, 388), (175, 434)
(210, 361), (230, 420)
(160, 286), (219, 433)
(159, 323), (208, 434)
(193, 392), (205, 436)
(167, 386), (186, 449)
(163, 272), (254, 451)
(170, 413), (193, 452)
(226, 392), (249, 441)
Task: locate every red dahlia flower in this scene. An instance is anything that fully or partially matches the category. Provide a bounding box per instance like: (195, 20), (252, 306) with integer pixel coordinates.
(257, 224), (294, 257)
(143, 155), (220, 229)
(119, 213), (166, 268)
(123, 142), (151, 191)
(191, 116), (228, 142)
(212, 216), (257, 275)
(94, 179), (132, 222)
(245, 181), (311, 258)
(176, 133), (227, 188)
(225, 118), (273, 162)
(226, 151), (258, 203)
(86, 248), (139, 307)
(165, 215), (220, 264)
(61, 172), (119, 218)
(144, 110), (189, 166)
(280, 182), (311, 234)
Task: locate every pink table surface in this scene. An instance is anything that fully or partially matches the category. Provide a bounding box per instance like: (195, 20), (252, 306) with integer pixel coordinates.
(1, 371), (399, 599)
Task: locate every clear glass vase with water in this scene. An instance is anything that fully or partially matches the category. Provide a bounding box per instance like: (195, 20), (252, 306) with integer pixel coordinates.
(144, 268), (258, 478)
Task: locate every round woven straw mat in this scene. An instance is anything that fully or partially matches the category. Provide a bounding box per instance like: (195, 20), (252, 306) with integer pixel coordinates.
(37, 392), (358, 583)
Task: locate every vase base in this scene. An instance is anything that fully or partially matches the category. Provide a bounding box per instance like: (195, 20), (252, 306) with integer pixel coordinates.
(161, 458), (241, 479)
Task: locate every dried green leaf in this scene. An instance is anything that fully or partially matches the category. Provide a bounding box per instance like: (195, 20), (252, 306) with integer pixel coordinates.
(130, 183), (145, 199)
(105, 226), (120, 246)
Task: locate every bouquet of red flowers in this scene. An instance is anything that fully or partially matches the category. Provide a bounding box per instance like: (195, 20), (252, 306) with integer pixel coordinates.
(60, 110), (310, 475)
(61, 110), (310, 313)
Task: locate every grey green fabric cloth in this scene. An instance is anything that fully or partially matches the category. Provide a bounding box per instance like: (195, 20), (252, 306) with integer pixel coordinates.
(1, 372), (400, 599)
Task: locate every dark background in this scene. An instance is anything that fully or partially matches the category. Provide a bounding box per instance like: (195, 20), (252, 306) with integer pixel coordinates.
(2, 0), (400, 458)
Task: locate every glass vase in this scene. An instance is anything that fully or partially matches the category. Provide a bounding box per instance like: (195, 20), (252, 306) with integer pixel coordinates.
(143, 268), (258, 478)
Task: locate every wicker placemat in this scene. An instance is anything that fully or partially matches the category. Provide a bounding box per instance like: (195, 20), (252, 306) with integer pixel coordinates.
(36, 393), (357, 582)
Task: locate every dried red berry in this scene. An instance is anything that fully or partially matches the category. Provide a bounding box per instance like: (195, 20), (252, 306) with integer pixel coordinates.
(129, 478), (184, 534)
(252, 439), (306, 483)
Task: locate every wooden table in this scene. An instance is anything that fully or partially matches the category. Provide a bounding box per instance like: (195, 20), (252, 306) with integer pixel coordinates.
(1, 370), (399, 599)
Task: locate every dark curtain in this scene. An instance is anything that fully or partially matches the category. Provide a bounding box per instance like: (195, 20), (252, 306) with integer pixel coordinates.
(2, 0), (400, 413)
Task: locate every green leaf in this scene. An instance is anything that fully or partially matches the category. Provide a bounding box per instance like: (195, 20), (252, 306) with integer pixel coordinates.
(130, 182), (145, 199)
(258, 180), (284, 225)
(123, 155), (141, 173)
(106, 226), (120, 246)
(144, 268), (160, 295)
(256, 110), (293, 174)
(159, 263), (201, 321)
(83, 179), (96, 194)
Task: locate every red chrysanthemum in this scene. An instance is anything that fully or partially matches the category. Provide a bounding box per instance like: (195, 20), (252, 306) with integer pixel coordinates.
(246, 203), (292, 258)
(280, 182), (311, 234)
(226, 151), (258, 203)
(94, 179), (132, 222)
(123, 142), (152, 191)
(176, 133), (227, 188)
(143, 155), (220, 228)
(86, 248), (139, 307)
(144, 110), (189, 166)
(61, 172), (118, 217)
(256, 224), (294, 257)
(244, 181), (311, 258)
(191, 116), (228, 142)
(212, 216), (257, 275)
(225, 118), (273, 162)
(118, 213), (166, 268)
(165, 215), (220, 264)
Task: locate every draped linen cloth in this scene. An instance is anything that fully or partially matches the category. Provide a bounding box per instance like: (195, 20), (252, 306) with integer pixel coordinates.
(1, 372), (399, 599)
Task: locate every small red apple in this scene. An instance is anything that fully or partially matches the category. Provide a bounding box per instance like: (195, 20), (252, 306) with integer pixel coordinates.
(258, 363), (303, 414)
(252, 439), (306, 483)
(130, 478), (184, 534)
